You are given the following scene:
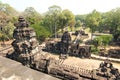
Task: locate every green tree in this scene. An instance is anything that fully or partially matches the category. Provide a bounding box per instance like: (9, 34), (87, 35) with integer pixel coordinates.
(75, 14), (87, 28)
(0, 1), (18, 16)
(0, 22), (14, 41)
(75, 20), (82, 27)
(0, 1), (18, 42)
(22, 7), (42, 24)
(62, 9), (75, 31)
(30, 23), (50, 43)
(110, 8), (120, 41)
(99, 8), (120, 41)
(0, 11), (9, 28)
(42, 5), (62, 38)
(93, 35), (113, 46)
(75, 15), (86, 22)
(42, 5), (75, 36)
(4, 22), (15, 39)
(85, 10), (101, 40)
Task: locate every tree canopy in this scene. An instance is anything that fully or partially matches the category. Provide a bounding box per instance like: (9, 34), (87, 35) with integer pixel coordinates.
(42, 5), (75, 37)
(22, 7), (43, 24)
(1, 0), (120, 43)
(85, 10), (101, 33)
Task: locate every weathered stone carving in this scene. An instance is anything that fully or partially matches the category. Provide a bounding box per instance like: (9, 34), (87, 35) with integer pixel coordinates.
(45, 31), (91, 58)
(108, 49), (120, 58)
(96, 60), (120, 79)
(10, 16), (39, 66)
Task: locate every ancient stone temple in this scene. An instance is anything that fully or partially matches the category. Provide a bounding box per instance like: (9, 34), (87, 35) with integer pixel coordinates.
(60, 31), (71, 54)
(11, 16), (40, 66)
(5, 16), (120, 80)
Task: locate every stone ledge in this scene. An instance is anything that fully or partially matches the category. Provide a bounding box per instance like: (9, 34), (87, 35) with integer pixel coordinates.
(0, 56), (60, 80)
(91, 54), (120, 63)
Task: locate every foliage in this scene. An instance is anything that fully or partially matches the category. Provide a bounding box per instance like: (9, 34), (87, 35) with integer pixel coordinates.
(105, 8), (120, 41)
(42, 5), (62, 37)
(113, 30), (120, 41)
(0, 22), (15, 41)
(0, 1), (18, 16)
(75, 14), (87, 27)
(1, 0), (120, 44)
(22, 7), (43, 24)
(62, 9), (75, 31)
(75, 15), (86, 23)
(42, 6), (75, 37)
(97, 8), (120, 41)
(0, 11), (9, 28)
(85, 10), (101, 40)
(85, 10), (101, 33)
(30, 23), (50, 43)
(93, 35), (113, 46)
(75, 20), (82, 27)
(0, 1), (18, 42)
(3, 22), (15, 38)
(91, 45), (99, 55)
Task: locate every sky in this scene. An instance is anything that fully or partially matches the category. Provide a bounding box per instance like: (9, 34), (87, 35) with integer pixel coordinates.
(1, 0), (120, 15)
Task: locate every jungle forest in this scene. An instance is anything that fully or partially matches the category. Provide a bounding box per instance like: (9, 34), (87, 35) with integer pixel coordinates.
(0, 1), (120, 44)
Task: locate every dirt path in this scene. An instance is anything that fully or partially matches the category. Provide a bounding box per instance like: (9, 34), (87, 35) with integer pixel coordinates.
(48, 53), (120, 71)
(0, 40), (13, 49)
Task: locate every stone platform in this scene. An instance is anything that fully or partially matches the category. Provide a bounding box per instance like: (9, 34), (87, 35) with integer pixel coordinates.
(0, 56), (60, 80)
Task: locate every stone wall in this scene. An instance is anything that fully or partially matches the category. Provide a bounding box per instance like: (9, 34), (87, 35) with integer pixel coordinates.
(0, 56), (60, 80)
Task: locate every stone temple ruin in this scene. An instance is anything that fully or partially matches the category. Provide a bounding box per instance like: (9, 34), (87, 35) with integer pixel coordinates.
(45, 30), (91, 59)
(6, 16), (120, 80)
(10, 16), (40, 66)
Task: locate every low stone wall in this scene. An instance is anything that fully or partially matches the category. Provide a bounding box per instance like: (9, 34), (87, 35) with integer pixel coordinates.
(0, 56), (60, 80)
(91, 54), (120, 63)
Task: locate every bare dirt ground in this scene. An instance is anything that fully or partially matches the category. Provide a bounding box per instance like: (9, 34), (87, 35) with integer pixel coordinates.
(48, 53), (120, 71)
(0, 40), (13, 56)
(0, 40), (13, 49)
